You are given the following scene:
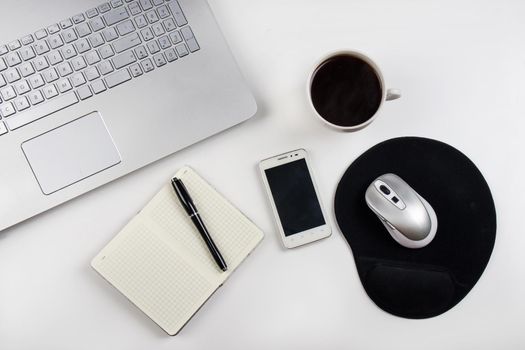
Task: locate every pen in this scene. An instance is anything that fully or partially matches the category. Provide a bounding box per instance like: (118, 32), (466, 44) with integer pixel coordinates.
(171, 177), (228, 272)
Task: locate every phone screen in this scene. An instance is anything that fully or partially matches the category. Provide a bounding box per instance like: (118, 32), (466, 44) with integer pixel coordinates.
(264, 159), (325, 236)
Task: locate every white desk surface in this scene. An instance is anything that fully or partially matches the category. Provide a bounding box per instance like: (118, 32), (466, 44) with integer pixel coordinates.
(1, 0), (525, 349)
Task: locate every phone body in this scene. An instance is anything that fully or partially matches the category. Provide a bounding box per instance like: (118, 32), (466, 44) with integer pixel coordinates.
(259, 149), (331, 248)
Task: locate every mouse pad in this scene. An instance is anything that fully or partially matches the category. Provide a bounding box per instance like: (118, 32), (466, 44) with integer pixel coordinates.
(334, 137), (496, 319)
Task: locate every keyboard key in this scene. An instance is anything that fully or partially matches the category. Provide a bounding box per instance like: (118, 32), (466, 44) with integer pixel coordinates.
(86, 8), (99, 18)
(98, 61), (114, 75)
(34, 41), (51, 55)
(104, 7), (130, 26)
(57, 62), (73, 76)
(117, 20), (135, 36)
(134, 45), (148, 59)
(129, 2), (142, 15)
(113, 33), (141, 52)
(152, 0), (163, 5)
(186, 38), (200, 53)
(146, 40), (160, 54)
(60, 19), (73, 29)
(169, 31), (182, 44)
(84, 66), (100, 81)
(5, 92), (79, 130)
(89, 17), (106, 32)
(14, 80), (31, 95)
(57, 78), (73, 92)
(0, 102), (15, 118)
(6, 52), (22, 67)
(71, 56), (87, 71)
(91, 80), (106, 94)
(72, 13), (86, 24)
(112, 51), (136, 69)
(152, 23), (165, 36)
(62, 28), (78, 43)
(0, 122), (8, 135)
(86, 50), (101, 65)
(146, 10), (159, 23)
(164, 48), (177, 62)
(35, 29), (48, 40)
(28, 90), (45, 105)
(102, 27), (119, 42)
(153, 53), (166, 67)
(20, 46), (36, 61)
(89, 33), (105, 48)
(1, 86), (17, 100)
(175, 43), (188, 57)
(111, 0), (124, 8)
(77, 85), (93, 100)
(42, 68), (59, 82)
(129, 63), (142, 77)
(158, 35), (171, 49)
(75, 38), (91, 54)
(0, 58), (6, 72)
(0, 74), (6, 87)
(140, 28), (154, 41)
(47, 24), (60, 34)
(99, 44), (115, 59)
(47, 51), (64, 65)
(135, 15), (148, 28)
(0, 45), (8, 55)
(48, 35), (64, 49)
(168, 1), (187, 27)
(98, 3), (112, 13)
(21, 35), (34, 46)
(141, 58), (154, 72)
(62, 45), (77, 59)
(28, 74), (45, 89)
(163, 18), (176, 32)
(76, 23), (92, 38)
(19, 62), (35, 77)
(43, 84), (59, 99)
(139, 0), (153, 11)
(157, 5), (170, 19)
(71, 72), (86, 87)
(14, 96), (30, 111)
(8, 40), (21, 51)
(104, 69), (131, 88)
(5, 69), (21, 83)
(180, 26), (194, 40)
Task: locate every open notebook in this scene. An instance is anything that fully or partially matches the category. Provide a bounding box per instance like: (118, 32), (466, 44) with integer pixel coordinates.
(91, 166), (264, 335)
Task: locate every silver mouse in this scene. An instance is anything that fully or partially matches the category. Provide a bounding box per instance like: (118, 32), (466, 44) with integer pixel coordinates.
(365, 173), (438, 249)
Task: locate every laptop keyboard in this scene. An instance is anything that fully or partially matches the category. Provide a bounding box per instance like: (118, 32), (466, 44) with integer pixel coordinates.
(0, 0), (199, 135)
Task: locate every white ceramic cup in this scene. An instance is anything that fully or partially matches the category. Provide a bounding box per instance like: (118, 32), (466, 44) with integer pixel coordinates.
(307, 50), (401, 132)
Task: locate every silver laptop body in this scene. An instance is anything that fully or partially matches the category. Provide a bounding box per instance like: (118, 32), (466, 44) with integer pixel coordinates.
(0, 0), (257, 231)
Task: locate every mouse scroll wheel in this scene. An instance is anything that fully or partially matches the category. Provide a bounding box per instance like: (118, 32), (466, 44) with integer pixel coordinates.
(379, 185), (391, 195)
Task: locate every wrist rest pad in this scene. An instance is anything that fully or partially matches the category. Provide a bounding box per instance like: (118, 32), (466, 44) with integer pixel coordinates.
(334, 137), (496, 319)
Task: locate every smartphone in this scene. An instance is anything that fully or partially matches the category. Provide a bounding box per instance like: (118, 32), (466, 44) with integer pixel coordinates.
(259, 149), (331, 248)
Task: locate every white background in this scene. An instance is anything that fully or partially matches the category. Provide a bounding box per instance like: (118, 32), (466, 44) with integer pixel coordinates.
(2, 0), (525, 349)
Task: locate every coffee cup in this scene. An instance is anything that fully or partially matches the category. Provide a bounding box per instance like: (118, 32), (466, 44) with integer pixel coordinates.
(307, 50), (401, 131)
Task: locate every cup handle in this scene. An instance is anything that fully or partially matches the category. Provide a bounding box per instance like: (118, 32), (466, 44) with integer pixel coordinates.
(386, 88), (402, 101)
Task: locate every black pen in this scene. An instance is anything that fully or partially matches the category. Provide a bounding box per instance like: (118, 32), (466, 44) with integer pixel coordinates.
(171, 177), (228, 272)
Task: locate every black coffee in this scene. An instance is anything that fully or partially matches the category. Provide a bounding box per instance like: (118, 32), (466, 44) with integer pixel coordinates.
(310, 55), (382, 127)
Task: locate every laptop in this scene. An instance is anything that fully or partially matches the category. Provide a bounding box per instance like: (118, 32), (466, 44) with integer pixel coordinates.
(0, 0), (257, 232)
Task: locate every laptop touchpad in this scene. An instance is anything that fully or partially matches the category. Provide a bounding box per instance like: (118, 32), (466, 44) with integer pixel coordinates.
(22, 112), (121, 195)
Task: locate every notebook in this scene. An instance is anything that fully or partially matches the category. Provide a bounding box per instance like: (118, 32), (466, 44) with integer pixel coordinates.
(91, 166), (264, 335)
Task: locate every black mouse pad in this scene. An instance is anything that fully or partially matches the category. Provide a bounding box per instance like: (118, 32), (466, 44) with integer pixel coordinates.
(334, 137), (496, 319)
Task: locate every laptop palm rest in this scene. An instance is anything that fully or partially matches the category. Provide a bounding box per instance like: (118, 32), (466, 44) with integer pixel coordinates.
(22, 112), (121, 195)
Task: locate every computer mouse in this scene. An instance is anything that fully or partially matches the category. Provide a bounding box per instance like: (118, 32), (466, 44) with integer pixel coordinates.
(365, 173), (438, 249)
